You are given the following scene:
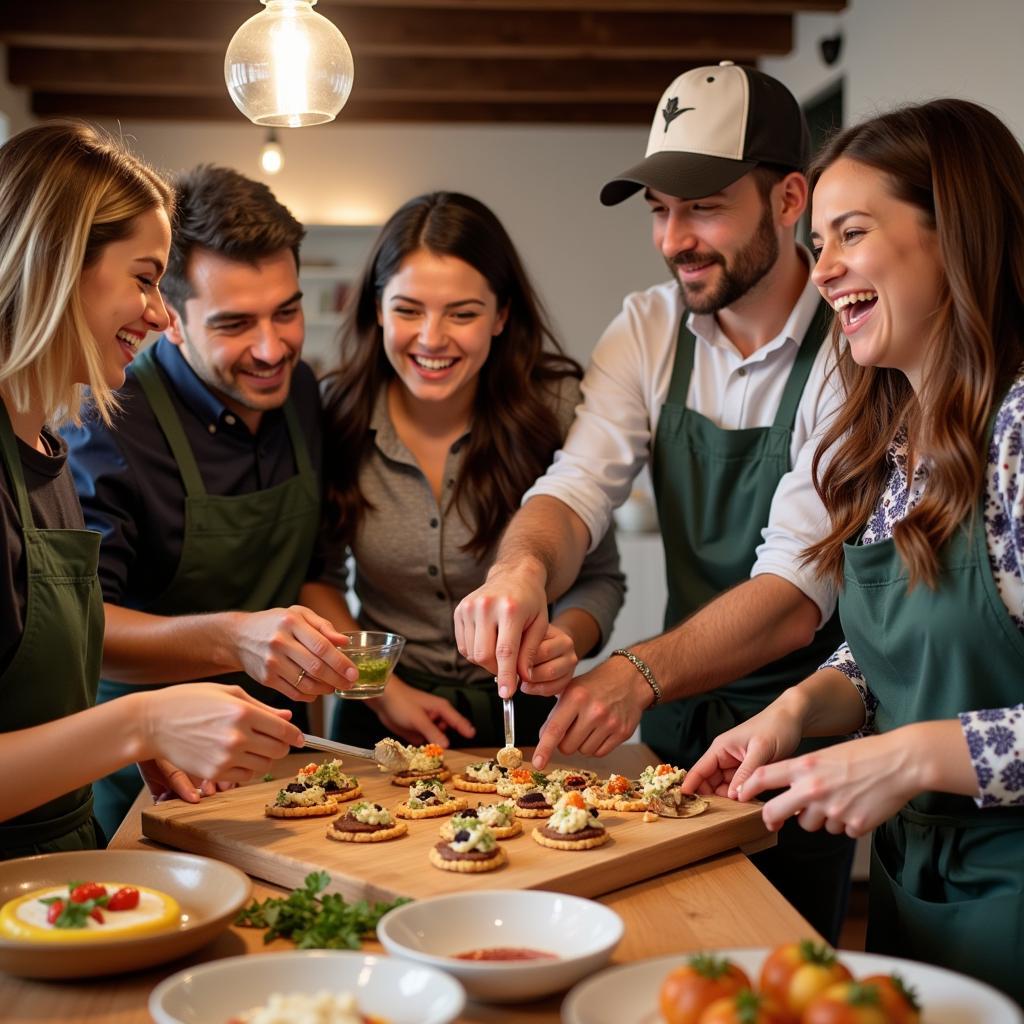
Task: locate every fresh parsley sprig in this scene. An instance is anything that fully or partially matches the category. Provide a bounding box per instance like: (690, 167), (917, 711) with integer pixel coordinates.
(235, 871), (410, 949)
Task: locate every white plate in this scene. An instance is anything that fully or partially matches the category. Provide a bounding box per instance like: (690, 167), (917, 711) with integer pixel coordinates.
(150, 950), (465, 1024)
(561, 948), (1023, 1024)
(0, 850), (251, 979)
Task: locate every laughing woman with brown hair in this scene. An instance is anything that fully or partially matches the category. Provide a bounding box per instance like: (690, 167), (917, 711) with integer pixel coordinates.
(312, 192), (624, 749)
(684, 99), (1024, 1000)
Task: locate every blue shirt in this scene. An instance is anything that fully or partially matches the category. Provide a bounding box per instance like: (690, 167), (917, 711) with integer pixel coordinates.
(62, 336), (324, 608)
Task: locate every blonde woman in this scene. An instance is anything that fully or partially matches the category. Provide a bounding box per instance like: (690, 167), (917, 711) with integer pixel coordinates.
(0, 122), (302, 859)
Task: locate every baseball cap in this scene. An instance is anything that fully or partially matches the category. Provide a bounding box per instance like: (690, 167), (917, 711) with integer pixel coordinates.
(600, 61), (809, 206)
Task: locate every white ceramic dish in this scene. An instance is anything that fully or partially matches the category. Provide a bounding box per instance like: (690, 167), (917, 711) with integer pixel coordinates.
(0, 849), (250, 979)
(377, 889), (624, 1003)
(561, 948), (1024, 1024)
(149, 950), (465, 1024)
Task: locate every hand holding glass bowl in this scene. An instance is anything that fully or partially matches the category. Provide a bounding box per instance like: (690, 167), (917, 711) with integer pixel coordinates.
(337, 631), (405, 699)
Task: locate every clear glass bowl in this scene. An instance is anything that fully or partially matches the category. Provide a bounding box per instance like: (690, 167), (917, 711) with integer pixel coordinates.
(338, 631), (405, 699)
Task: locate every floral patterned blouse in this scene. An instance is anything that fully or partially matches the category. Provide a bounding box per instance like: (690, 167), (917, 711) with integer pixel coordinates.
(824, 378), (1024, 807)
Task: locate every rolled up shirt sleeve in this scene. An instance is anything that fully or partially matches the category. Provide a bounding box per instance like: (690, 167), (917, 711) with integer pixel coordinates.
(822, 641), (878, 737)
(523, 288), (674, 552)
(750, 341), (842, 628)
(958, 705), (1024, 807)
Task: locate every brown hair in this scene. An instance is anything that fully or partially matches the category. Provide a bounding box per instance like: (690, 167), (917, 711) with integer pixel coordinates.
(160, 164), (304, 315)
(804, 99), (1024, 588)
(321, 191), (581, 557)
(0, 120), (172, 424)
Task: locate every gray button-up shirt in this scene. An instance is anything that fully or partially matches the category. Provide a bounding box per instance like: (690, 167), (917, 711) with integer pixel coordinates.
(327, 378), (625, 685)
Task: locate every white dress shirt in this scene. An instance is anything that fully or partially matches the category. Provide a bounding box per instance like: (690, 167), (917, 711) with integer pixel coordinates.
(524, 251), (842, 625)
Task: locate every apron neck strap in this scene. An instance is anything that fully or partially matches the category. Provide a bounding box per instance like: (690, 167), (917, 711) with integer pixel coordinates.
(133, 347), (207, 497)
(666, 299), (831, 423)
(133, 346), (311, 496)
(0, 399), (37, 529)
(771, 299), (831, 431)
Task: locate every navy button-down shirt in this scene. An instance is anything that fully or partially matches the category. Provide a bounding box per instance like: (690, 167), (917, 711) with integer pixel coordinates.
(63, 336), (324, 608)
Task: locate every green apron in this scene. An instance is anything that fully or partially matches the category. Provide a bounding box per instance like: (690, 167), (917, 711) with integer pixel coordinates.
(0, 402), (105, 859)
(648, 302), (853, 943)
(94, 347), (320, 836)
(332, 665), (555, 752)
(840, 445), (1024, 1002)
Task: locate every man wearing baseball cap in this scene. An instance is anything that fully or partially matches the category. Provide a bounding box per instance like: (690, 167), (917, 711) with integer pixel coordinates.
(456, 62), (853, 940)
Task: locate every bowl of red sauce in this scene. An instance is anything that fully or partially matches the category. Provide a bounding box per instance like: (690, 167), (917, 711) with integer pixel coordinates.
(377, 890), (623, 1002)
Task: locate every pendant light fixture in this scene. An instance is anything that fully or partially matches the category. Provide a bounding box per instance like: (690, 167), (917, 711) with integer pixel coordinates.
(259, 129), (284, 174)
(225, 0), (354, 127)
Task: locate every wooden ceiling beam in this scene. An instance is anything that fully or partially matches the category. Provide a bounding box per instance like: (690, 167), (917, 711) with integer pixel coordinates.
(9, 47), (711, 102)
(0, 4), (792, 60)
(30, 91), (655, 124)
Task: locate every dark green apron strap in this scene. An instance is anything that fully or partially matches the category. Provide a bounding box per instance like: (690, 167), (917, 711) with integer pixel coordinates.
(133, 348), (207, 498)
(281, 399), (314, 477)
(0, 402), (34, 526)
(665, 313), (695, 404)
(770, 300), (831, 430)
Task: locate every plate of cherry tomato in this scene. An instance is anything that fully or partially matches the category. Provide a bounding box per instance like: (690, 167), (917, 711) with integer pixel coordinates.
(561, 943), (1022, 1024)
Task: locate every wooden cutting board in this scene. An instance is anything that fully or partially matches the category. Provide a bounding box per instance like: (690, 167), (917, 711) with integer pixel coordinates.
(141, 749), (772, 903)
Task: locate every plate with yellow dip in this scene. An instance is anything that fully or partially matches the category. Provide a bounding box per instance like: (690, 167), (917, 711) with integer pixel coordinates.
(0, 849), (250, 978)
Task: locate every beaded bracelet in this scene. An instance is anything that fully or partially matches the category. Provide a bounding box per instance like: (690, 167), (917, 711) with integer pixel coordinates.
(610, 648), (662, 706)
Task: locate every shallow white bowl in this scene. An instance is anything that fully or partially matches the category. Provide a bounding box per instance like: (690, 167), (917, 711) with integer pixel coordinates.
(149, 950), (465, 1024)
(377, 889), (624, 1003)
(0, 850), (250, 979)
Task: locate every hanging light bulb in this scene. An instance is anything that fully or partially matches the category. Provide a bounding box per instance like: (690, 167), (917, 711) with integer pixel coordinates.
(225, 0), (354, 127)
(260, 129), (284, 174)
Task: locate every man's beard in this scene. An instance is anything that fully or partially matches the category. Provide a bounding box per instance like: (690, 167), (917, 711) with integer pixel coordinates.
(667, 202), (779, 314)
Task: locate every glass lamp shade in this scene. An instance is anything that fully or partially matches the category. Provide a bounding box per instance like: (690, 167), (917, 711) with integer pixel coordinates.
(225, 0), (354, 127)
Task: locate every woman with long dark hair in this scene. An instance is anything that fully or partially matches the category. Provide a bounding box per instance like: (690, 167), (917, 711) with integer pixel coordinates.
(314, 192), (623, 748)
(683, 99), (1024, 1000)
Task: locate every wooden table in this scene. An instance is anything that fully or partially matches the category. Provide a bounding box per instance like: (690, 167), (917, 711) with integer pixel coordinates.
(1, 747), (818, 1024)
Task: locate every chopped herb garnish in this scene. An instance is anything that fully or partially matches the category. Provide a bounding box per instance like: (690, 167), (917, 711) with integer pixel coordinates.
(235, 871), (410, 949)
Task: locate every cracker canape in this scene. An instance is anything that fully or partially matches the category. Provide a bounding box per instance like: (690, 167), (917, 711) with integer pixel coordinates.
(394, 778), (466, 819)
(496, 766), (543, 799)
(295, 759), (362, 802)
(640, 763), (709, 818)
(265, 781), (339, 818)
(451, 759), (505, 793)
(514, 781), (566, 819)
(440, 802), (522, 840)
(429, 820), (508, 873)
(388, 742), (452, 786)
(545, 767), (599, 789)
(584, 773), (647, 812)
(531, 792), (610, 850)
(326, 801), (408, 843)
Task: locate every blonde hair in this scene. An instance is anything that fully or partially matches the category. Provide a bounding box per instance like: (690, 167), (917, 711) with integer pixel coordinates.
(0, 120), (172, 425)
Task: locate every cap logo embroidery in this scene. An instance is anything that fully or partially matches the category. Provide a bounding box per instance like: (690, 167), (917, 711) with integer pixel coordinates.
(662, 97), (694, 131)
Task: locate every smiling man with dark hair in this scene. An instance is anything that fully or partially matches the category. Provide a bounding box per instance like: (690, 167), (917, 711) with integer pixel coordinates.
(64, 165), (357, 837)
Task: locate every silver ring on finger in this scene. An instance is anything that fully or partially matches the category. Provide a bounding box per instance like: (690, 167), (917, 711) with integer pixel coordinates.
(296, 667), (307, 687)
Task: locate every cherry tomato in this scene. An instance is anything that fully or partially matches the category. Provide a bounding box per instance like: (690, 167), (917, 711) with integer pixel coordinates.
(106, 886), (140, 912)
(46, 900), (65, 925)
(659, 954), (752, 1024)
(759, 941), (853, 1023)
(69, 882), (108, 904)
(802, 981), (894, 1024)
(858, 974), (921, 1024)
(698, 989), (788, 1024)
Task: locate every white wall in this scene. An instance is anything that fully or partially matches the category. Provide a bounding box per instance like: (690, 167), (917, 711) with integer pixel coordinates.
(98, 119), (664, 367)
(763, 0), (1024, 142)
